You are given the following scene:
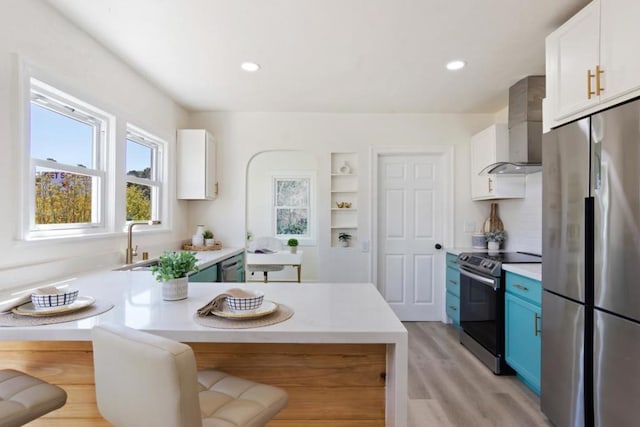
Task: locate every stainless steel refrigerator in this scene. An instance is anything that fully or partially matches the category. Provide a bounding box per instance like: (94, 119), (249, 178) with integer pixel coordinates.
(542, 98), (640, 427)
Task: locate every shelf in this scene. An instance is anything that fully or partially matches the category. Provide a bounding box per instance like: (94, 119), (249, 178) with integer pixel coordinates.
(331, 152), (358, 247)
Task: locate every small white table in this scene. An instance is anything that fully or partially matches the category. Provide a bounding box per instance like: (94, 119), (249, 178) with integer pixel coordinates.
(245, 250), (303, 283)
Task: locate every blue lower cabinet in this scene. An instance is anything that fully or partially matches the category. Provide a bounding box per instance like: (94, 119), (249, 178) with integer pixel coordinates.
(446, 266), (460, 296)
(446, 291), (460, 325)
(505, 292), (541, 394)
(445, 252), (460, 326)
(188, 263), (218, 282)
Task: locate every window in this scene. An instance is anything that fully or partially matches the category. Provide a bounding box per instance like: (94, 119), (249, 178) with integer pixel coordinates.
(29, 78), (107, 236)
(125, 127), (163, 222)
(272, 175), (314, 240)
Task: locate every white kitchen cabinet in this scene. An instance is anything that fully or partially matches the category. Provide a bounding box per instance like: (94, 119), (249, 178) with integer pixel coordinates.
(545, 2), (600, 121)
(545, 0), (640, 128)
(177, 129), (218, 200)
(599, 0), (640, 103)
(470, 124), (525, 201)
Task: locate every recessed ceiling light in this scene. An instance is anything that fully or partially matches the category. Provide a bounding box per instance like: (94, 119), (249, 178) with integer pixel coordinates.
(241, 62), (260, 72)
(446, 60), (466, 71)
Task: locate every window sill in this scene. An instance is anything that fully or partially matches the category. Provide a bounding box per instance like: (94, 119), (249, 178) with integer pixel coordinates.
(16, 227), (171, 247)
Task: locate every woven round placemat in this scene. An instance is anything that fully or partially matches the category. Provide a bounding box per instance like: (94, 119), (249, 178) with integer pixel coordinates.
(193, 303), (294, 329)
(0, 300), (114, 327)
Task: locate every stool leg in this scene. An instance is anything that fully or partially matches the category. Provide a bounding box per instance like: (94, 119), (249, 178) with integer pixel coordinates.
(263, 271), (268, 283)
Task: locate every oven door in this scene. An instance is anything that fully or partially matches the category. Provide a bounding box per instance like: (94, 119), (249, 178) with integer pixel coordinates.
(459, 266), (500, 356)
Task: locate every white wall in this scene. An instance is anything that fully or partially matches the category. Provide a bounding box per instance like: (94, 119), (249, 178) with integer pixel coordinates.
(187, 112), (497, 283)
(0, 0), (190, 289)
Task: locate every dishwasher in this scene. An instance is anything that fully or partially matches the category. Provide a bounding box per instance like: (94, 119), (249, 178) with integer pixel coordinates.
(219, 253), (245, 282)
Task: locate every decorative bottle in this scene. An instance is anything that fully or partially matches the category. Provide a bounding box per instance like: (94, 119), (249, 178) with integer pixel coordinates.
(482, 203), (504, 233)
(192, 225), (205, 246)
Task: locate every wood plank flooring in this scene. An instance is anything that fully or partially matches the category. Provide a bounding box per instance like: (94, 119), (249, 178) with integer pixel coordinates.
(406, 322), (551, 427)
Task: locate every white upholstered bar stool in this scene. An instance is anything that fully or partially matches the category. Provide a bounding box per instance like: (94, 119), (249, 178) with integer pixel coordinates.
(0, 369), (67, 427)
(246, 237), (285, 283)
(91, 324), (288, 427)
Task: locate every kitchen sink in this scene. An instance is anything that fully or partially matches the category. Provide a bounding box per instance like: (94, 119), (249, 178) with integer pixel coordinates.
(113, 259), (159, 271)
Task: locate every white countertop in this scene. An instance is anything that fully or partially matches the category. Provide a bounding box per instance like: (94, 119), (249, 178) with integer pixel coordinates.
(0, 268), (406, 344)
(502, 264), (542, 281)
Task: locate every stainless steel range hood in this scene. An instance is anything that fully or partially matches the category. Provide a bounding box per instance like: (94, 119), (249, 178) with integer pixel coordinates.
(481, 76), (545, 175)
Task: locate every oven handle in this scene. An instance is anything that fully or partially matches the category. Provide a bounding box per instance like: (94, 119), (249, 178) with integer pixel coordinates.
(459, 266), (499, 290)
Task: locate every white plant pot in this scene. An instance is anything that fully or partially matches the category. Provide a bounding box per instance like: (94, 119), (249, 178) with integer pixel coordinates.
(205, 238), (215, 246)
(289, 246), (298, 254)
(162, 277), (188, 301)
(340, 240), (349, 247)
(487, 241), (500, 251)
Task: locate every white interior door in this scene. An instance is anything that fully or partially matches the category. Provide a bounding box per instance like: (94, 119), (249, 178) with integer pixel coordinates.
(377, 153), (444, 321)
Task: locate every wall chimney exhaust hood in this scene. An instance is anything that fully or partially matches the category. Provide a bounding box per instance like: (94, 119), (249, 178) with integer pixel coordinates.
(481, 76), (545, 175)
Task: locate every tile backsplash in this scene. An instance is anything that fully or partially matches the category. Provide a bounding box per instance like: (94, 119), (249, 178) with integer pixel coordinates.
(493, 173), (542, 255)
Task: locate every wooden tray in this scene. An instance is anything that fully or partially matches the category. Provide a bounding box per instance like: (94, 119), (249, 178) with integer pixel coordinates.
(183, 242), (222, 251)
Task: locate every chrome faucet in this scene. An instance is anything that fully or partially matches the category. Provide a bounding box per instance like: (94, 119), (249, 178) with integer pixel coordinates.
(126, 220), (161, 264)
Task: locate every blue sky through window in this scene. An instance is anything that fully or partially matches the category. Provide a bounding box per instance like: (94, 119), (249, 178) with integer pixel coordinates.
(31, 103), (149, 172)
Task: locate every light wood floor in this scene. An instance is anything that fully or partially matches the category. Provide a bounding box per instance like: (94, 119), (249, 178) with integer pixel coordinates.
(406, 322), (551, 427)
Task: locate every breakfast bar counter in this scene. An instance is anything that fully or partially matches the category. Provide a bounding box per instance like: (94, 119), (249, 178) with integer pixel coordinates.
(0, 271), (407, 427)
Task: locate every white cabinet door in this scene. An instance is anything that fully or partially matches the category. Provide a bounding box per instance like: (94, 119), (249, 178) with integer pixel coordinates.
(470, 124), (525, 201)
(177, 129), (217, 200)
(599, 0), (640, 103)
(547, 1), (600, 121)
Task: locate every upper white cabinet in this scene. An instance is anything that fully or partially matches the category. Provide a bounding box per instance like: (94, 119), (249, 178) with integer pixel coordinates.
(545, 0), (640, 128)
(470, 125), (525, 201)
(545, 2), (600, 121)
(177, 129), (218, 200)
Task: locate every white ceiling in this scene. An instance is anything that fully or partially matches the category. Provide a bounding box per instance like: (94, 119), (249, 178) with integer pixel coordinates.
(47, 0), (589, 114)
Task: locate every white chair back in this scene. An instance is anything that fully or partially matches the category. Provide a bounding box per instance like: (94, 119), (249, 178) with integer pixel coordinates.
(92, 324), (202, 427)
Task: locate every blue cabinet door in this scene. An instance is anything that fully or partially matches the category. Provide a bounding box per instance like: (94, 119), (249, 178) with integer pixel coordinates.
(445, 252), (460, 325)
(446, 291), (460, 325)
(505, 292), (541, 394)
(188, 263), (218, 282)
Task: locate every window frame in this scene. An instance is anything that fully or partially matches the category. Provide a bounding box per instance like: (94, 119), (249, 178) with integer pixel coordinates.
(124, 125), (165, 224)
(270, 171), (316, 245)
(26, 78), (110, 239)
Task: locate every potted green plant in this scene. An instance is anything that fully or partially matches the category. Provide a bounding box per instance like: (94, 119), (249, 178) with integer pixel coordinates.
(287, 238), (299, 254)
(338, 232), (352, 248)
(485, 230), (506, 251)
(203, 229), (214, 246)
(150, 251), (199, 301)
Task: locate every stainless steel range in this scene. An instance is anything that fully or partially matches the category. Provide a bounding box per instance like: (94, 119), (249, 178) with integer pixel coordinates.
(457, 251), (541, 374)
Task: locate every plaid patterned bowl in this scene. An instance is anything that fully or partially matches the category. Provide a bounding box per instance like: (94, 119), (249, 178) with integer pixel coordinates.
(31, 289), (79, 309)
(224, 291), (264, 311)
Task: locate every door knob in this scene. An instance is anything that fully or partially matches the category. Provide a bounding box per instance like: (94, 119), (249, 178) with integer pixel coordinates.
(435, 243), (442, 250)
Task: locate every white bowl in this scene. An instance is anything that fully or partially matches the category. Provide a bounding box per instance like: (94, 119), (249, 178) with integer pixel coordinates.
(224, 291), (264, 311)
(31, 288), (79, 309)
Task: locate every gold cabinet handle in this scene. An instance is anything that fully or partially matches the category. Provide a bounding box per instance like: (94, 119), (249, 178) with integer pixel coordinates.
(449, 306), (457, 311)
(534, 312), (541, 336)
(587, 68), (595, 99)
(513, 284), (529, 291)
(448, 280), (458, 285)
(596, 65), (605, 95)
(488, 177), (494, 193)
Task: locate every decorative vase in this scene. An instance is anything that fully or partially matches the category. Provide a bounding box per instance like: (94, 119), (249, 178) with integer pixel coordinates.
(192, 225), (205, 246)
(162, 277), (188, 301)
(488, 241), (500, 251)
(482, 203), (504, 233)
(340, 240), (349, 248)
(205, 238), (215, 247)
(290, 246), (298, 254)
